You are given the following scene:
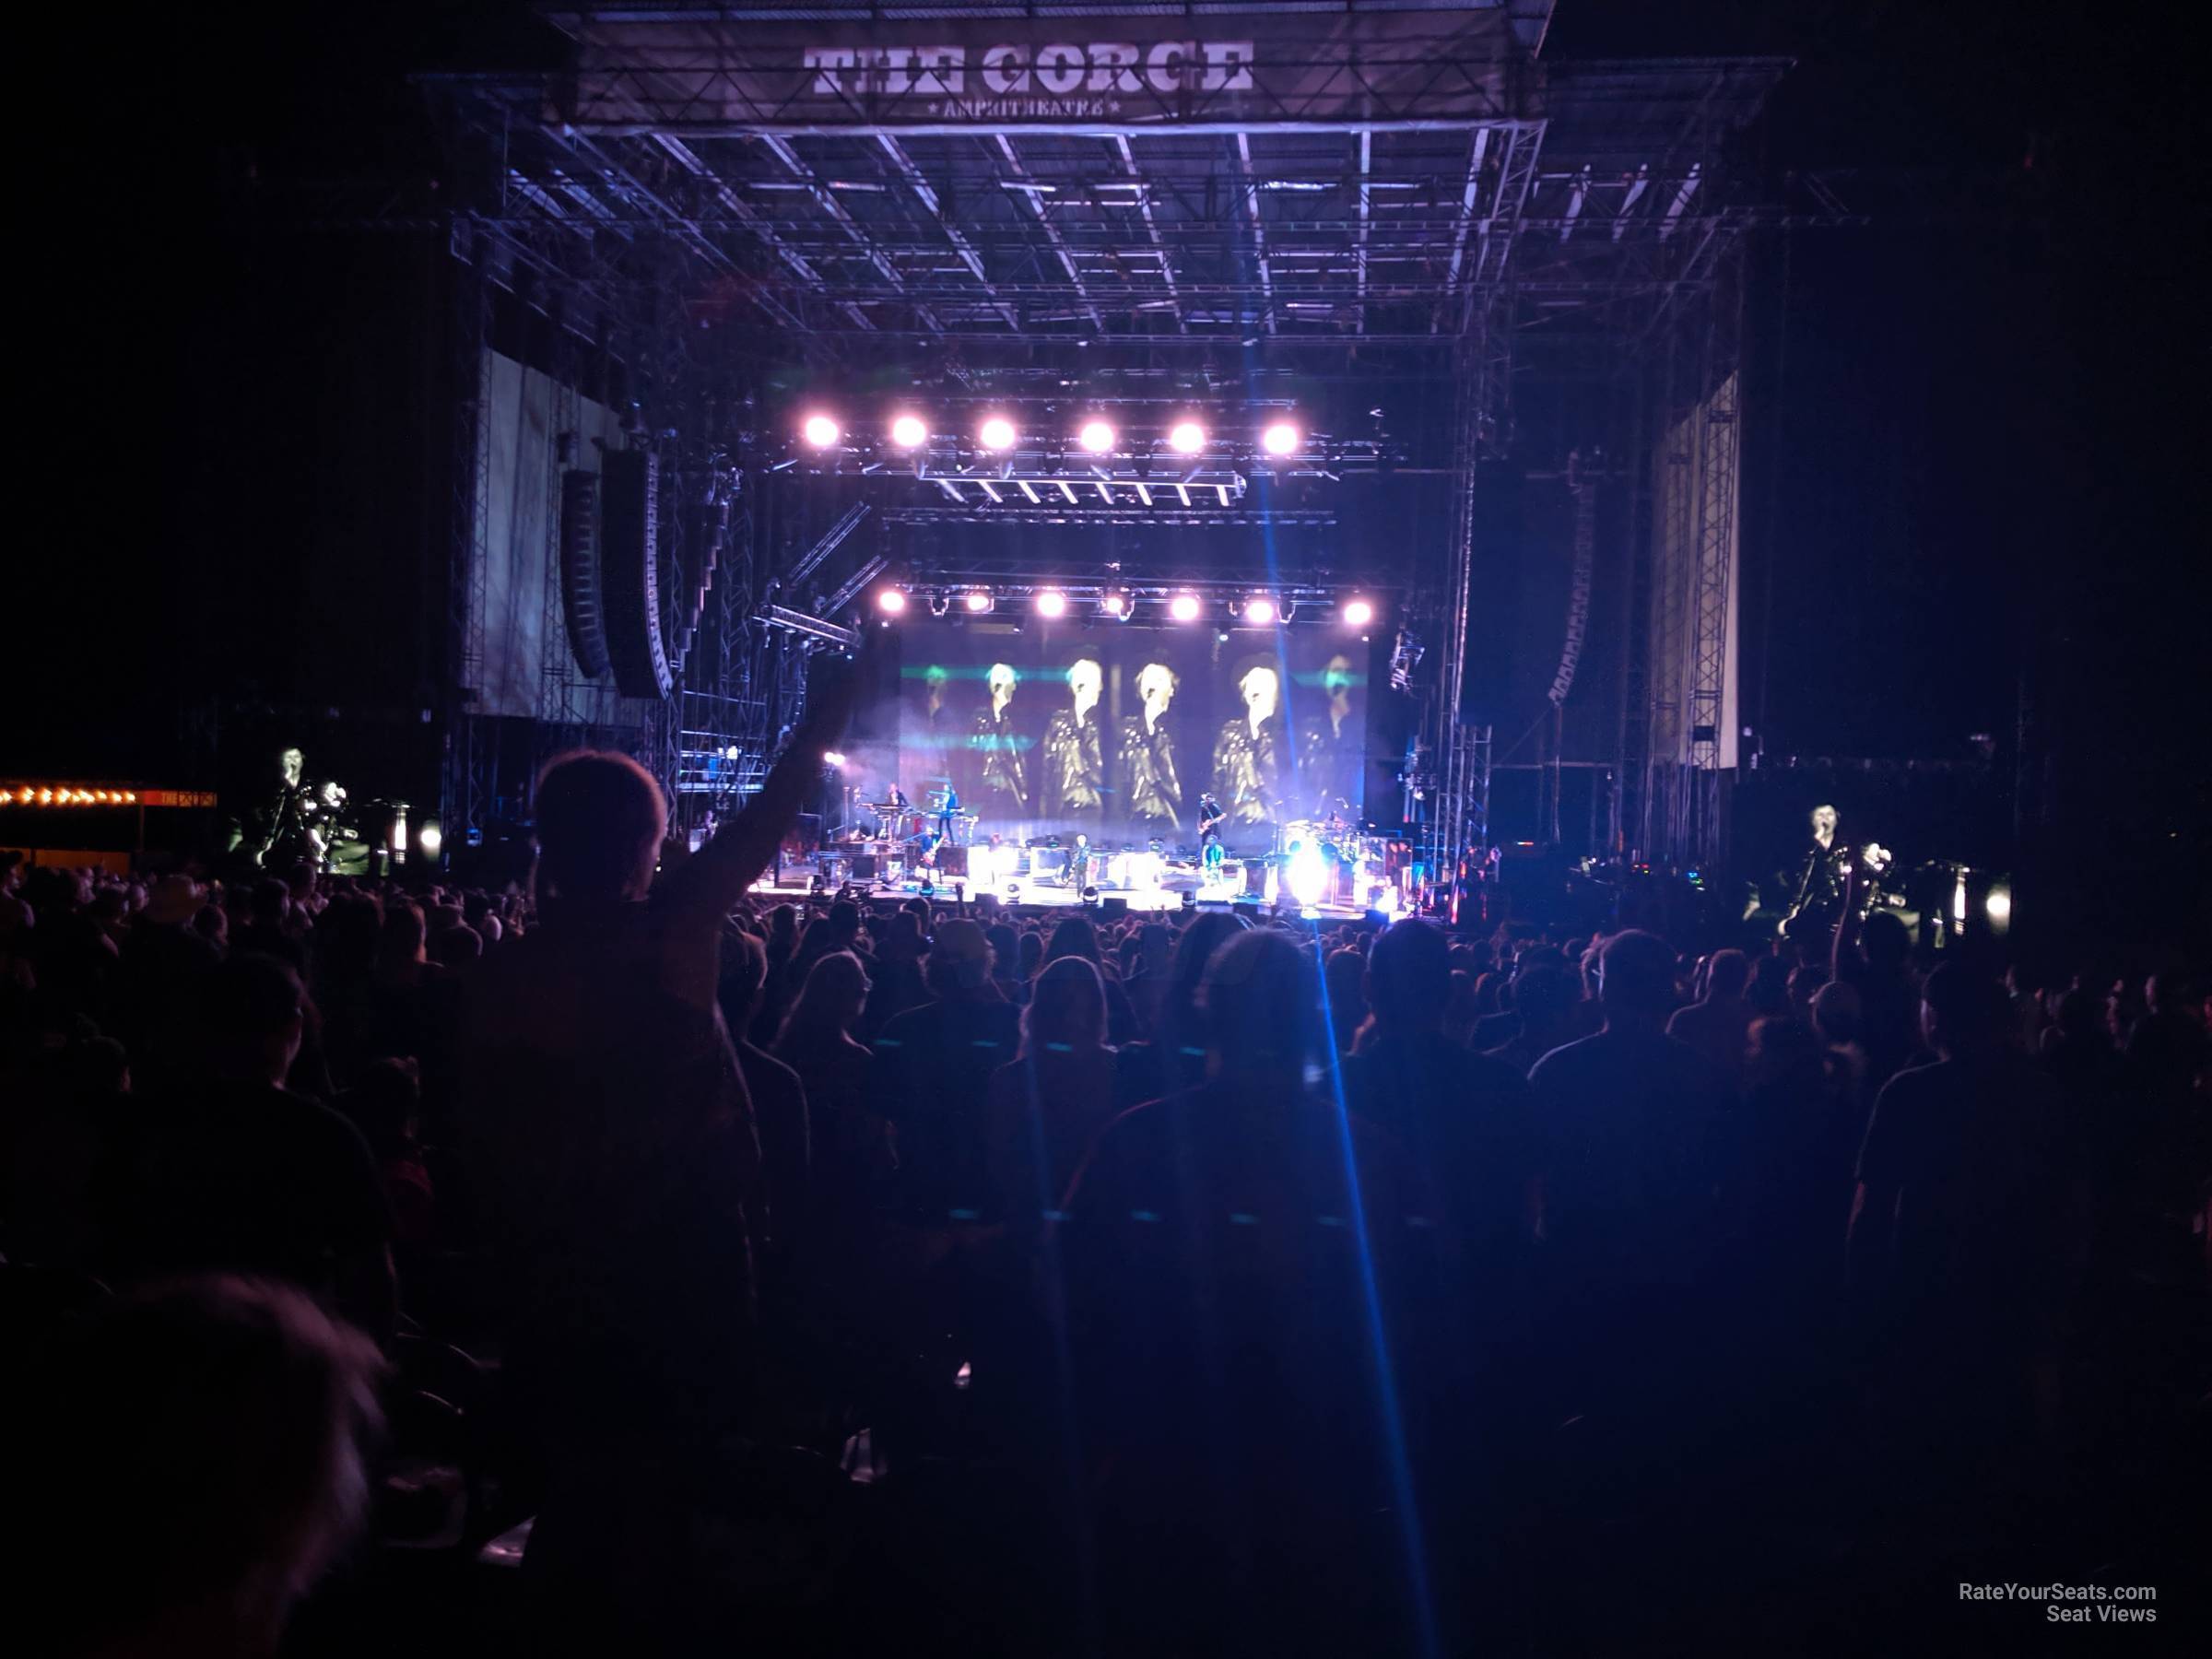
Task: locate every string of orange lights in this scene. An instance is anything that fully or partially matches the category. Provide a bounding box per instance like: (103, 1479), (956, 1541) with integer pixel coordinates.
(0, 786), (217, 808)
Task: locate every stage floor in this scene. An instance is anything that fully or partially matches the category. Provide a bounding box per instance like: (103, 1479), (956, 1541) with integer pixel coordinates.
(746, 872), (1378, 922)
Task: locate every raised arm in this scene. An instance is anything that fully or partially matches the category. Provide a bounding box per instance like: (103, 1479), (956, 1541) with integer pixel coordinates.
(667, 663), (862, 920)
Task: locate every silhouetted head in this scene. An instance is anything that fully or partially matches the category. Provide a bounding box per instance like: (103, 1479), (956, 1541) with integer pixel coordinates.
(1705, 948), (1750, 998)
(1510, 961), (1577, 1041)
(1920, 962), (2006, 1056)
(1026, 955), (1108, 1056)
(29, 1276), (383, 1658)
(1045, 914), (1100, 969)
(533, 750), (665, 902)
(1201, 927), (1324, 1080)
(1594, 929), (1677, 1025)
(201, 954), (308, 1087)
(925, 919), (994, 995)
(1811, 979), (1863, 1046)
(1365, 918), (1452, 1031)
(1862, 909), (1911, 971)
(781, 950), (870, 1048)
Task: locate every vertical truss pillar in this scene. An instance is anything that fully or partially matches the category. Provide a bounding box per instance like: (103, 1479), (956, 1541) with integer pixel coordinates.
(1685, 360), (1740, 869)
(1430, 304), (1509, 890)
(443, 225), (495, 853)
(1639, 245), (1745, 872)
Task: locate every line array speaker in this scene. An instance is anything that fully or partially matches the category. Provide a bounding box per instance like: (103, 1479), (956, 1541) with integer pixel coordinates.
(599, 449), (673, 700)
(558, 468), (612, 679)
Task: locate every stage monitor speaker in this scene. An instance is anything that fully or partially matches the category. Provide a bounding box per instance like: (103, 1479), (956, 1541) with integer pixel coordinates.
(599, 449), (673, 700)
(559, 468), (612, 678)
(852, 853), (879, 880)
(934, 846), (968, 877)
(1099, 895), (1129, 918)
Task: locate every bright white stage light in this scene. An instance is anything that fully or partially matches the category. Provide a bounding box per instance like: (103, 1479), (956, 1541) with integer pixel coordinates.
(1260, 420), (1300, 456)
(1167, 419), (1206, 455)
(888, 413), (928, 449)
(1982, 885), (2017, 937)
(978, 415), (1018, 451)
(1286, 841), (1328, 908)
(1035, 589), (1068, 618)
(1242, 595), (1278, 627)
(801, 414), (841, 448)
(963, 589), (994, 614)
(1342, 597), (1375, 629)
(419, 822), (443, 856)
(823, 751), (848, 769)
(1100, 589), (1132, 619)
(876, 587), (908, 615)
(1077, 419), (1116, 453)
(1168, 592), (1203, 623)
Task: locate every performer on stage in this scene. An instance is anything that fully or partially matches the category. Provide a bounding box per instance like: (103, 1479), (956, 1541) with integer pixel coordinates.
(1067, 832), (1092, 891)
(1041, 656), (1106, 820)
(935, 784), (961, 844)
(1119, 661), (1183, 830)
(1782, 803), (1849, 942)
(1300, 653), (1361, 819)
(257, 746), (315, 867)
(973, 663), (1029, 821)
(1196, 791), (1227, 878)
(1210, 663), (1286, 830)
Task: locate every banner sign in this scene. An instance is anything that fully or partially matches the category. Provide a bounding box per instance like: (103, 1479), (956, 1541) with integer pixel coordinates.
(557, 8), (1532, 133)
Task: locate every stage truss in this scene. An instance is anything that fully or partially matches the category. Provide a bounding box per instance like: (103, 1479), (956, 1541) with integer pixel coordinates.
(389, 4), (1788, 877)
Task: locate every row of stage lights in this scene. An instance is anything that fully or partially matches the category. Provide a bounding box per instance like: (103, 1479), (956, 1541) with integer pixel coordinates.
(875, 587), (1375, 629)
(801, 410), (1303, 458)
(2, 786), (139, 806)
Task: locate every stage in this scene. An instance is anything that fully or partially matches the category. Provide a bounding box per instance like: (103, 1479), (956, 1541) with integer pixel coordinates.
(747, 866), (1387, 924)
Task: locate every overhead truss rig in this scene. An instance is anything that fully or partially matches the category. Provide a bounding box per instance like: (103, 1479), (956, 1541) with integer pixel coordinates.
(425, 8), (1786, 358)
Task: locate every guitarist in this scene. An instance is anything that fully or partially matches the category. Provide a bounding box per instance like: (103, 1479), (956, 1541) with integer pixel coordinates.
(1195, 792), (1227, 880)
(1781, 803), (1849, 943)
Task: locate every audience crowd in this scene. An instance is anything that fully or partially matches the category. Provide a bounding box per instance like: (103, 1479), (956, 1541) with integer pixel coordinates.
(4, 731), (2207, 1654)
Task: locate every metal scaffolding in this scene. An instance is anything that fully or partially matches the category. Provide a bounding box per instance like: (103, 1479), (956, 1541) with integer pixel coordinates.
(399, 5), (1785, 875)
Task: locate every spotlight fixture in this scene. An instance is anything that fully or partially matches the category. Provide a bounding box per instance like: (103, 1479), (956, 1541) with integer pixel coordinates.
(1168, 591), (1203, 623)
(1166, 419), (1206, 455)
(977, 415), (1018, 452)
(1342, 596), (1375, 629)
(963, 589), (994, 614)
(1285, 841), (1327, 908)
(1077, 419), (1116, 454)
(1100, 589), (1133, 619)
(1241, 595), (1278, 627)
(801, 414), (841, 448)
(1035, 589), (1068, 618)
(419, 822), (444, 857)
(888, 412), (928, 449)
(876, 587), (908, 616)
(1260, 420), (1300, 456)
(927, 591), (952, 618)
(823, 751), (849, 769)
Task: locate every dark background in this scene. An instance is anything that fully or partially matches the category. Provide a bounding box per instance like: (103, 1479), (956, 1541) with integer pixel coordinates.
(13, 2), (2202, 942)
